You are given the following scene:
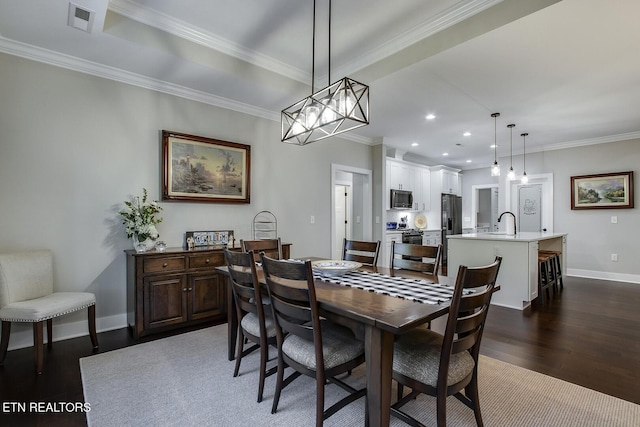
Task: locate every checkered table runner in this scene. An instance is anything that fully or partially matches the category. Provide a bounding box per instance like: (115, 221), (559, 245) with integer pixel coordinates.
(313, 269), (460, 305)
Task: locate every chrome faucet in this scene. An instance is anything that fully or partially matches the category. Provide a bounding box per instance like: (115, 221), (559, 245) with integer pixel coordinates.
(497, 211), (517, 234)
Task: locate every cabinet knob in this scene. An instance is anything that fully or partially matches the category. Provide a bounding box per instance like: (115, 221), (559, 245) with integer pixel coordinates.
(187, 288), (192, 291)
(162, 263), (168, 268)
(183, 288), (187, 292)
(205, 258), (210, 263)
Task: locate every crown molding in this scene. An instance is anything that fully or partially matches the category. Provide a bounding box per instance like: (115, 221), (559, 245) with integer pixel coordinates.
(0, 36), (279, 121)
(542, 132), (640, 152)
(108, 0), (310, 84)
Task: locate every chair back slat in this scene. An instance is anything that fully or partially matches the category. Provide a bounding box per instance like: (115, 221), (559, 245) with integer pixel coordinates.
(342, 239), (381, 266)
(241, 239), (282, 262)
(390, 243), (442, 279)
(224, 249), (266, 325)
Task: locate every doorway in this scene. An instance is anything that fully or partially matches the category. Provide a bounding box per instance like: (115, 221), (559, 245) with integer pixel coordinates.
(471, 184), (499, 231)
(506, 173), (554, 232)
(518, 184), (542, 232)
(331, 164), (373, 261)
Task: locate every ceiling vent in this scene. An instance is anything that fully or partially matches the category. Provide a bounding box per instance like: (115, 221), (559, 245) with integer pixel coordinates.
(67, 2), (95, 33)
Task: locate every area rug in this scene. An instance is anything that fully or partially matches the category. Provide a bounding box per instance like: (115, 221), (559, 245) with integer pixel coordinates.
(80, 324), (640, 426)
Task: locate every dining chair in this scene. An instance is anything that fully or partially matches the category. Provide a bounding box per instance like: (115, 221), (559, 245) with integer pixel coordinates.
(260, 254), (367, 426)
(241, 238), (282, 263)
(0, 249), (99, 374)
(223, 249), (277, 403)
(391, 256), (502, 427)
(390, 242), (443, 282)
(342, 238), (381, 266)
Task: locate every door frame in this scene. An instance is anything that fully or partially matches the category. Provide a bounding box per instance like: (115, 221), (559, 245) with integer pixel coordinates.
(331, 164), (373, 259)
(470, 184), (499, 230)
(505, 173), (554, 232)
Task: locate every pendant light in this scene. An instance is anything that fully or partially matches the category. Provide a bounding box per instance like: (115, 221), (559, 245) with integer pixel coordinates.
(281, 0), (370, 145)
(507, 124), (516, 180)
(490, 113), (500, 176)
(521, 132), (529, 184)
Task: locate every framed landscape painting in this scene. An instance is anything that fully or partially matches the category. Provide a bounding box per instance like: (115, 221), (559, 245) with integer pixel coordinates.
(162, 131), (250, 203)
(570, 171), (634, 210)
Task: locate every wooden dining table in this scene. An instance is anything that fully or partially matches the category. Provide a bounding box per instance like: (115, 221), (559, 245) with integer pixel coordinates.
(217, 262), (453, 427)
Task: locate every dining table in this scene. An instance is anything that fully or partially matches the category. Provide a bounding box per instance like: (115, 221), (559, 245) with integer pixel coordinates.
(217, 260), (461, 427)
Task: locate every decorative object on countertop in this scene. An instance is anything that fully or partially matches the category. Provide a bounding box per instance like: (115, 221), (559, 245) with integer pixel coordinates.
(119, 188), (163, 253)
(162, 130), (250, 204)
(570, 171), (634, 209)
(155, 241), (167, 252)
(386, 222), (398, 230)
(252, 210), (277, 239)
(184, 230), (234, 248)
(414, 213), (427, 229)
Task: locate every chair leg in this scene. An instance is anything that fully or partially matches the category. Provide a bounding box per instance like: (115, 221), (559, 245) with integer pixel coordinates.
(88, 305), (99, 349)
(466, 375), (484, 427)
(257, 338), (268, 402)
(436, 392), (447, 427)
(33, 321), (44, 374)
(271, 353), (286, 414)
(316, 376), (325, 427)
(0, 321), (11, 365)
(47, 319), (53, 348)
(233, 330), (245, 377)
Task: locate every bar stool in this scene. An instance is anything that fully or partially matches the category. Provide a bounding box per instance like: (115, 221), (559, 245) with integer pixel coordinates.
(539, 250), (563, 293)
(537, 253), (556, 305)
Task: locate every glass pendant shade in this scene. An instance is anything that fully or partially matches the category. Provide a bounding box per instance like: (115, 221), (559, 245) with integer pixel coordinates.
(507, 123), (516, 180)
(490, 113), (500, 176)
(521, 132), (529, 184)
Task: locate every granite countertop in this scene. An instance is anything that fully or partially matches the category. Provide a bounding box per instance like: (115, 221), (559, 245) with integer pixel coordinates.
(447, 231), (567, 242)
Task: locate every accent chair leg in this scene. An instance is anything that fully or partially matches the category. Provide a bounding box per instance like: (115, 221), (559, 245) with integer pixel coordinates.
(33, 321), (44, 374)
(0, 321), (11, 365)
(88, 304), (99, 349)
(46, 319), (53, 348)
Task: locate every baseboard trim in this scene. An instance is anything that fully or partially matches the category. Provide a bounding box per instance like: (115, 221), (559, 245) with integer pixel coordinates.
(567, 269), (640, 284)
(6, 313), (127, 351)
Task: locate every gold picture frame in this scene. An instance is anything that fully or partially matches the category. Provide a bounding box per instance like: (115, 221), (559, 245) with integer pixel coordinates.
(570, 171), (634, 210)
(162, 131), (250, 203)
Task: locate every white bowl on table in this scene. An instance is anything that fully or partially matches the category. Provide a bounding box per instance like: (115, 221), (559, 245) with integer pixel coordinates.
(311, 260), (362, 277)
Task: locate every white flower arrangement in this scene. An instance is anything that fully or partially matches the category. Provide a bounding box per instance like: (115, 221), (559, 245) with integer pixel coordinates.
(119, 188), (163, 242)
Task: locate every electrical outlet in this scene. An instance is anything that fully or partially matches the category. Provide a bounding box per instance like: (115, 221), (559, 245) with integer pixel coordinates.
(611, 253), (618, 262)
(375, 216), (380, 224)
(310, 215), (315, 224)
(611, 216), (618, 224)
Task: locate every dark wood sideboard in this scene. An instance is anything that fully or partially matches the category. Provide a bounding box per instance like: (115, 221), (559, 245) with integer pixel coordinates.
(125, 243), (291, 339)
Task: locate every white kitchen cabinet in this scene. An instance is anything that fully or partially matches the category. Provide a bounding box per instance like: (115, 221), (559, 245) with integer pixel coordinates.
(431, 166), (461, 196)
(387, 159), (415, 191)
(413, 167), (431, 211)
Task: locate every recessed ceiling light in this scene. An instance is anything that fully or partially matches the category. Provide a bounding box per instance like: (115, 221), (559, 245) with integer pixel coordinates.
(443, 152), (449, 156)
(490, 144), (497, 148)
(411, 142), (419, 147)
(426, 114), (435, 120)
(463, 132), (471, 137)
(466, 160), (472, 163)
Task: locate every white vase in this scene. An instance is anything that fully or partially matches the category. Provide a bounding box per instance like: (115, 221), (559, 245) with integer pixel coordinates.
(133, 234), (156, 253)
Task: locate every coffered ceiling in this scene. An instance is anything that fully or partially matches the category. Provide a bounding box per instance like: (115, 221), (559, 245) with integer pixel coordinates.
(1, 0), (639, 170)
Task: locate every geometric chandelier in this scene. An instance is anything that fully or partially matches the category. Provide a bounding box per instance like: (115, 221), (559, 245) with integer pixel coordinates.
(281, 0), (370, 145)
(281, 76), (369, 145)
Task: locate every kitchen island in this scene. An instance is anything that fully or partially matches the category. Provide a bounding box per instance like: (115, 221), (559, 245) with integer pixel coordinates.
(447, 232), (567, 310)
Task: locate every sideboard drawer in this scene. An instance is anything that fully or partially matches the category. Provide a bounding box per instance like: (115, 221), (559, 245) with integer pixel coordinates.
(143, 256), (186, 274)
(188, 252), (225, 270)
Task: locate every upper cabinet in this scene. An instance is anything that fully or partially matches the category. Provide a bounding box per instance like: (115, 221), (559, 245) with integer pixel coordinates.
(386, 158), (430, 211)
(387, 159), (415, 191)
(431, 166), (461, 196)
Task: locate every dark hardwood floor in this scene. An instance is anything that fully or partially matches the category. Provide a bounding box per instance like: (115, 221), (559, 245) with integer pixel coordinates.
(1, 276), (639, 426)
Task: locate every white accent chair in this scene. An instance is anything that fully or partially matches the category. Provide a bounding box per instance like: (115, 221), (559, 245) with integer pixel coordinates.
(0, 249), (98, 374)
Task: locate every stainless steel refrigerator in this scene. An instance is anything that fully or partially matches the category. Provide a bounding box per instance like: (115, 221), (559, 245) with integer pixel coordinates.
(441, 193), (462, 269)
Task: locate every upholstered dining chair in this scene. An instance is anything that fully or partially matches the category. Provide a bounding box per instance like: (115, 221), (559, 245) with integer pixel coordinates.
(342, 238), (381, 266)
(391, 256), (502, 427)
(0, 249), (98, 374)
(240, 238), (282, 263)
(223, 249), (277, 403)
(260, 254), (367, 427)
(391, 242), (443, 282)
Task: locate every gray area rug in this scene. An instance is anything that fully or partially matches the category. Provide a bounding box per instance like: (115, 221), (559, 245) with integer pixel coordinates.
(80, 324), (640, 426)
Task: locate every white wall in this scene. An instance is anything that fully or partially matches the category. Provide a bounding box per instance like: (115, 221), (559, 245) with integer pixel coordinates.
(461, 139), (640, 282)
(0, 53), (374, 347)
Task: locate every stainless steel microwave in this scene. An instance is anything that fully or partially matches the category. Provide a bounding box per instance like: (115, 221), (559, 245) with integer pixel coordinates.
(390, 189), (413, 209)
